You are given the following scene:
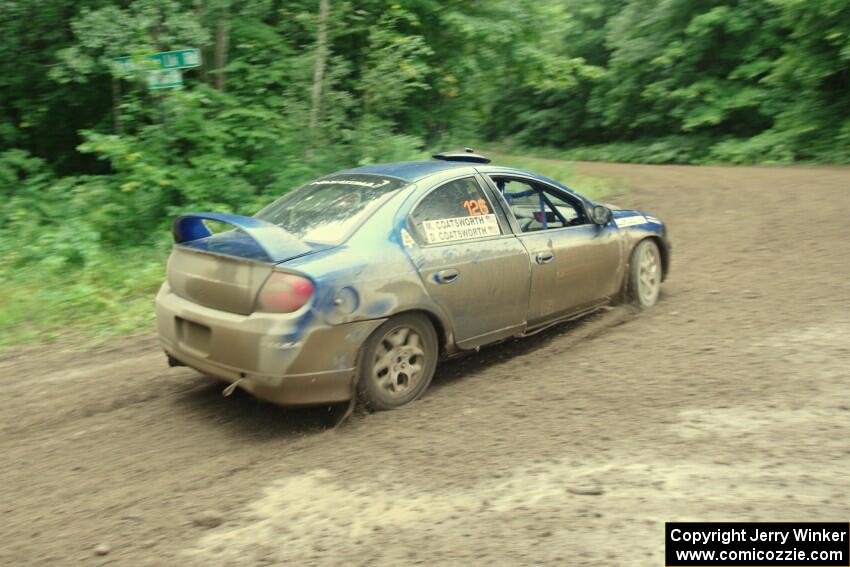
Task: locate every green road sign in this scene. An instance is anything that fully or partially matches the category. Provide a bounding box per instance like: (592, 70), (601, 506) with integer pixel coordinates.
(147, 69), (183, 89)
(149, 48), (201, 70)
(113, 57), (136, 73)
(114, 48), (201, 73)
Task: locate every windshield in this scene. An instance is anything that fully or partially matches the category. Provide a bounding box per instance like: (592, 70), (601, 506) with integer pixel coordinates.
(255, 174), (408, 244)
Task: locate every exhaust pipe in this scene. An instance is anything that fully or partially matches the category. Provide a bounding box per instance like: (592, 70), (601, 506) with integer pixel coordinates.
(222, 378), (245, 398)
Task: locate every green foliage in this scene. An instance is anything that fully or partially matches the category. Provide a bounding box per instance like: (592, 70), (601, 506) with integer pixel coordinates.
(765, 0), (850, 161)
(563, 137), (715, 165)
(510, 0), (849, 163)
(0, 246), (168, 347)
(50, 1), (210, 83)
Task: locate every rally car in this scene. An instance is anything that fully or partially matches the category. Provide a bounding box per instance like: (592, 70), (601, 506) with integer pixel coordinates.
(156, 149), (670, 410)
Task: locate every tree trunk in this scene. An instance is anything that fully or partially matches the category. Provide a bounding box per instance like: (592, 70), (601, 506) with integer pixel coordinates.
(195, 0), (207, 83)
(306, 0), (330, 159)
(214, 15), (230, 91)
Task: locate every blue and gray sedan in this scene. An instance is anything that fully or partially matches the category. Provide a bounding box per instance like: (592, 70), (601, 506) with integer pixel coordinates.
(156, 150), (670, 410)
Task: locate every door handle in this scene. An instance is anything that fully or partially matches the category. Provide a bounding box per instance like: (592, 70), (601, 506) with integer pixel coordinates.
(535, 251), (555, 264)
(435, 269), (460, 284)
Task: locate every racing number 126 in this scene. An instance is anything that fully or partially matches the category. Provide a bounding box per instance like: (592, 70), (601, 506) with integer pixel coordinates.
(463, 199), (490, 216)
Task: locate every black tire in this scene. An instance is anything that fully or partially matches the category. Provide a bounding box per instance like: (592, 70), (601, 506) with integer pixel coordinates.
(628, 239), (662, 308)
(356, 313), (438, 411)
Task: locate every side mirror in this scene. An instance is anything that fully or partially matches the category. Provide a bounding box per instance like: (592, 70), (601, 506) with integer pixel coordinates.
(590, 205), (612, 226)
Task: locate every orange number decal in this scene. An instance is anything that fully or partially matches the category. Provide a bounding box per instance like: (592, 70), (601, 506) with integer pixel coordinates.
(463, 199), (489, 216)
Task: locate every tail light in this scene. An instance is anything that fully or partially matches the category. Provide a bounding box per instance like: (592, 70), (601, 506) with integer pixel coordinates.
(256, 272), (314, 313)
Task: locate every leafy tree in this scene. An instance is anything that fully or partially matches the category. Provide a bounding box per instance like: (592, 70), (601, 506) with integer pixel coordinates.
(766, 0), (850, 161)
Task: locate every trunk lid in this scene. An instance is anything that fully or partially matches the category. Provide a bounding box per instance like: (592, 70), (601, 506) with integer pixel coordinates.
(166, 213), (324, 314)
(167, 246), (276, 315)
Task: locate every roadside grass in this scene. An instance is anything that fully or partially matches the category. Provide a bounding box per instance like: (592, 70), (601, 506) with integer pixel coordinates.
(483, 148), (618, 200)
(0, 150), (618, 350)
(0, 246), (168, 349)
(484, 138), (703, 165)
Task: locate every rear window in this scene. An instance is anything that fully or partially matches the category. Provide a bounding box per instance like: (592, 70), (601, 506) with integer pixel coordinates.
(255, 174), (407, 244)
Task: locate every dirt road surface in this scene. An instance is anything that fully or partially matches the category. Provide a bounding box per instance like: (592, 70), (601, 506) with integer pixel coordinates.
(2, 163), (849, 566)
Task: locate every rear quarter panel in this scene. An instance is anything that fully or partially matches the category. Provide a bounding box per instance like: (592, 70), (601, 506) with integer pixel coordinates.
(285, 184), (458, 353)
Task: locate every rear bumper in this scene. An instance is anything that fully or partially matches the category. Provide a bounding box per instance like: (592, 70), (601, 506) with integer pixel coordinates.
(155, 284), (386, 406)
(161, 341), (355, 405)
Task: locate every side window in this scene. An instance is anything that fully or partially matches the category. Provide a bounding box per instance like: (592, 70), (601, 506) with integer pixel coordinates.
(490, 176), (588, 233)
(545, 191), (587, 226)
(410, 177), (502, 245)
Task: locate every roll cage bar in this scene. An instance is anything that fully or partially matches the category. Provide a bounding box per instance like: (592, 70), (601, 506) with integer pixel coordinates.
(493, 177), (575, 230)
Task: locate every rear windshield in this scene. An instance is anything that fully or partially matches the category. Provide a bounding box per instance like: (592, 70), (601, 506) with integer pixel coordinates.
(255, 174), (408, 244)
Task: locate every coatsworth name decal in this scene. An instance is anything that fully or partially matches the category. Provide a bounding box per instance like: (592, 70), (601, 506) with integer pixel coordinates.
(421, 214), (500, 244)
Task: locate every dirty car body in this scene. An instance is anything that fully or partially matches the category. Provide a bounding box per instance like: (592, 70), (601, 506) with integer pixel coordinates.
(155, 152), (671, 408)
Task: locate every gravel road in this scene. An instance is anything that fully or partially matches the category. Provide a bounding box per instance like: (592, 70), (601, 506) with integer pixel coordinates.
(2, 162), (849, 566)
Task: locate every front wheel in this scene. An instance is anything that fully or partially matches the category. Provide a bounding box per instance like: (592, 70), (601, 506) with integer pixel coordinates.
(629, 239), (662, 308)
(356, 314), (438, 411)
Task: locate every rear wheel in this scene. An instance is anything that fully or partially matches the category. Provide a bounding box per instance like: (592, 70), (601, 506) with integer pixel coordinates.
(357, 314), (438, 411)
(629, 239), (662, 308)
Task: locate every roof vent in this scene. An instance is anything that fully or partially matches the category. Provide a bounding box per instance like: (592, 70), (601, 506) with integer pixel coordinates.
(432, 148), (491, 164)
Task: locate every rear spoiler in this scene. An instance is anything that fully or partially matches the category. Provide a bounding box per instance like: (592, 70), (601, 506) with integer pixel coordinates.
(173, 212), (313, 263)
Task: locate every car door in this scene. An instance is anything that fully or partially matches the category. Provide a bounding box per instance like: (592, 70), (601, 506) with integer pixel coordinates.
(486, 176), (623, 325)
(407, 175), (531, 349)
